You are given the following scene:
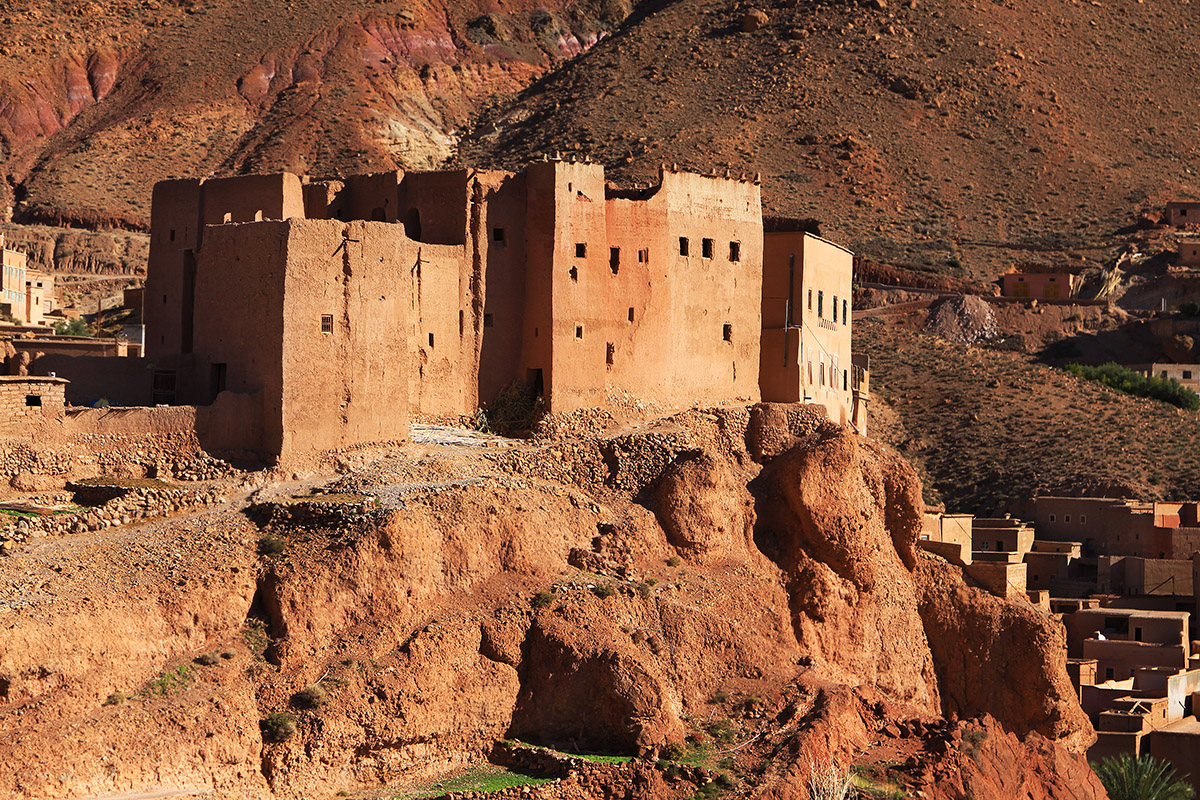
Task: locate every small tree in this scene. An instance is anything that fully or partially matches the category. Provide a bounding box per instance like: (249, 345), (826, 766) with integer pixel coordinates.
(1093, 753), (1195, 800)
(53, 318), (93, 337)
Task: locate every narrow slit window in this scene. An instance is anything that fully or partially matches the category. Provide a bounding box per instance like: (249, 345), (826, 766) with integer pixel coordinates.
(575, 242), (587, 258)
(843, 299), (848, 324)
(428, 332), (435, 347)
(169, 229), (176, 242)
(575, 325), (583, 339)
(679, 237), (690, 256)
(729, 241), (741, 261)
(321, 314), (333, 333)
(702, 238), (714, 259)
(818, 291), (824, 318)
(638, 249), (647, 263)
(833, 296), (839, 323)
(569, 266), (578, 282)
(807, 289), (812, 310)
(723, 323), (732, 342)
(606, 342), (615, 368)
(628, 307), (635, 322)
(610, 247), (620, 274)
(459, 310), (464, 336)
(484, 313), (494, 328)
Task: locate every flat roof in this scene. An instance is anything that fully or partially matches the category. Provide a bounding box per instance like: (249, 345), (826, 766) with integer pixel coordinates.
(1075, 608), (1189, 619)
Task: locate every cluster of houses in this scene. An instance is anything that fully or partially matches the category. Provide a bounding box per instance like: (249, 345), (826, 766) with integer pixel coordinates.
(921, 495), (1200, 789)
(0, 234), (56, 327)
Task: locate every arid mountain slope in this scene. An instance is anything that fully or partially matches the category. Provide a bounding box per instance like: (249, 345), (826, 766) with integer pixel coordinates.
(0, 0), (630, 229)
(860, 315), (1200, 515)
(458, 0), (1200, 278)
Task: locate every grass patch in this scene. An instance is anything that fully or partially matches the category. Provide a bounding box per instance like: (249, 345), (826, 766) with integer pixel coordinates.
(850, 764), (905, 799)
(383, 766), (553, 798)
(139, 664), (191, 697)
(261, 712), (297, 743)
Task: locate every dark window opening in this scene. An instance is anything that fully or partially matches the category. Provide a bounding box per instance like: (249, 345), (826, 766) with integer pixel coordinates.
(24, 395), (41, 407)
(628, 307), (635, 322)
(818, 291), (824, 318)
(404, 208), (421, 238)
(808, 289), (812, 310)
(575, 242), (587, 258)
(833, 296), (839, 323)
(843, 369), (848, 391)
(526, 368), (544, 396)
(459, 310), (464, 336)
(428, 333), (435, 347)
(1065, 515), (1071, 523)
(723, 323), (732, 342)
(153, 370), (177, 405)
(321, 314), (333, 333)
(606, 342), (615, 369)
(1185, 370), (1193, 380)
(575, 325), (583, 339)
(1105, 668), (1115, 680)
(372, 207), (387, 222)
(1134, 627), (1143, 642)
(679, 237), (690, 256)
(169, 229), (176, 242)
(610, 247), (620, 274)
(1049, 514), (1056, 522)
(843, 299), (848, 324)
(210, 362), (227, 401)
(163, 294), (167, 305)
(702, 238), (714, 258)
(569, 266), (578, 282)
(484, 313), (494, 328)
(493, 227), (505, 243)
(638, 249), (648, 263)
(729, 241), (741, 261)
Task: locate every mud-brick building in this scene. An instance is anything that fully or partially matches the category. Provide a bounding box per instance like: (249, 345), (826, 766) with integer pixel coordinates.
(145, 162), (861, 460)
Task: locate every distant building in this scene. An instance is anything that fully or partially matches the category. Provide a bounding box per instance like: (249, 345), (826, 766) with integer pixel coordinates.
(143, 164), (866, 461)
(1001, 271), (1080, 300)
(1166, 201), (1200, 228)
(1130, 364), (1200, 392)
(1180, 240), (1200, 267)
(1034, 496), (1200, 560)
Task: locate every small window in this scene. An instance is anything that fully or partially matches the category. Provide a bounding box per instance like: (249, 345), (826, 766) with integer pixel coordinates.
(606, 342), (615, 368)
(843, 300), (848, 324)
(723, 323), (732, 342)
(1080, 515), (1086, 524)
(321, 314), (333, 333)
(25, 395), (41, 407)
(162, 294), (167, 305)
(575, 325), (583, 339)
(638, 249), (648, 263)
(1105, 668), (1115, 680)
(428, 332), (435, 347)
(484, 313), (494, 328)
(1185, 370), (1193, 380)
(493, 227), (505, 243)
(729, 241), (741, 262)
(169, 229), (176, 242)
(843, 369), (848, 391)
(575, 242), (587, 258)
(679, 237), (690, 256)
(628, 307), (635, 322)
(808, 289), (812, 310)
(818, 291), (824, 318)
(569, 266), (578, 282)
(1065, 515), (1071, 523)
(610, 247), (620, 275)
(1049, 514), (1056, 522)
(702, 238), (714, 259)
(833, 296), (839, 323)
(459, 310), (464, 336)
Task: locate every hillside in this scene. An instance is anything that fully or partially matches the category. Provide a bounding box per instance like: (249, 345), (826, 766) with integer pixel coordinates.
(0, 0), (631, 231)
(859, 314), (1200, 515)
(457, 0), (1200, 279)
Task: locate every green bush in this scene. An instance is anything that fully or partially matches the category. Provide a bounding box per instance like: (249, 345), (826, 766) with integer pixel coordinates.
(1066, 362), (1200, 411)
(591, 583), (615, 599)
(259, 535), (286, 556)
(261, 712), (297, 743)
(1093, 753), (1195, 800)
(102, 692), (127, 706)
(52, 318), (93, 337)
(531, 590), (554, 609)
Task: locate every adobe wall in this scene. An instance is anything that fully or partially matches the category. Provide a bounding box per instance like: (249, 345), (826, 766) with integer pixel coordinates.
(1125, 558), (1194, 596)
(30, 354), (153, 407)
(278, 220), (411, 458)
(144, 178), (202, 358)
(341, 171), (402, 224)
(1147, 727), (1200, 797)
(522, 163), (762, 413)
(0, 377), (65, 430)
(1002, 273), (1078, 300)
(1181, 241), (1200, 266)
(477, 170), (533, 404)
(1083, 639), (1188, 677)
(1026, 551), (1072, 590)
(398, 170), (472, 245)
(1167, 202), (1200, 227)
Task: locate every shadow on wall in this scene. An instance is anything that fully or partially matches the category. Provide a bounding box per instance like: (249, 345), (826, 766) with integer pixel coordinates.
(195, 390), (265, 467)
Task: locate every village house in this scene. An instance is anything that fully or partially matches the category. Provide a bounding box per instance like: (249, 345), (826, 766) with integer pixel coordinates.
(141, 162), (865, 461)
(0, 234), (54, 326)
(1000, 271), (1080, 300)
(1034, 496), (1200, 560)
(1131, 363), (1200, 393)
(1179, 240), (1200, 267)
(1167, 201), (1200, 228)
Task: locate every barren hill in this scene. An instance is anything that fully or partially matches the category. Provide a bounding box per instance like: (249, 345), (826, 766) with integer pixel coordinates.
(457, 0), (1200, 279)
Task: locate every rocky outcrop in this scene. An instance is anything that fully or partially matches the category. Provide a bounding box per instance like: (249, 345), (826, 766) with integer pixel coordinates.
(0, 404), (1106, 799)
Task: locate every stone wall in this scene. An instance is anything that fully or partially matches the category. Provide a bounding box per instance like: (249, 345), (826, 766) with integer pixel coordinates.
(0, 376), (65, 430)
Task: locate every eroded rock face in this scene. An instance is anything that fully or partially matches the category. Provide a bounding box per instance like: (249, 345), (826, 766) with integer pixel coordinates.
(0, 404), (1105, 799)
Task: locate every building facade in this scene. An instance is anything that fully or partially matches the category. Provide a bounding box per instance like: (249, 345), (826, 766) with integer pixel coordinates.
(144, 163), (861, 460)
(1001, 271), (1080, 300)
